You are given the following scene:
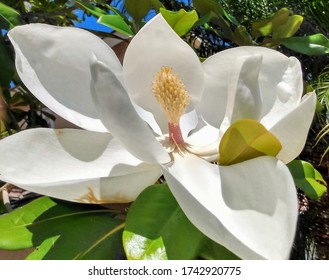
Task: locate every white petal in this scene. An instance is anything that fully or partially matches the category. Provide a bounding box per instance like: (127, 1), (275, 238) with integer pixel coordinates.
(261, 57), (303, 128)
(270, 92), (316, 163)
(226, 54), (263, 123)
(185, 120), (220, 160)
(162, 154), (298, 259)
(0, 128), (161, 202)
(123, 14), (204, 133)
(90, 58), (170, 164)
(8, 24), (123, 132)
(200, 46), (296, 128)
(180, 110), (199, 139)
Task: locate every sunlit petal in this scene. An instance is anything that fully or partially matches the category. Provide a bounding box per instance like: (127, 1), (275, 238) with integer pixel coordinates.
(123, 14), (204, 133)
(8, 24), (122, 132)
(90, 57), (170, 164)
(199, 46), (296, 128)
(0, 128), (161, 202)
(270, 92), (316, 163)
(162, 154), (298, 259)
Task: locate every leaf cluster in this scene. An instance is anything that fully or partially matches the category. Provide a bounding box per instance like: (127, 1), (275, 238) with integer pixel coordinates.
(0, 185), (239, 260)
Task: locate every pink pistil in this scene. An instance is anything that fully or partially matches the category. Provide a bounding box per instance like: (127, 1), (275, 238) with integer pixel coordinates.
(168, 122), (185, 145)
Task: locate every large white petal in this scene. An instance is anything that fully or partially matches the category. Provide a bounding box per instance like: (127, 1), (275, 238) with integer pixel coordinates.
(261, 57), (304, 128)
(8, 24), (123, 132)
(162, 154), (298, 259)
(226, 54), (263, 123)
(90, 58), (170, 164)
(0, 128), (161, 202)
(123, 14), (204, 133)
(270, 92), (316, 163)
(200, 46), (298, 128)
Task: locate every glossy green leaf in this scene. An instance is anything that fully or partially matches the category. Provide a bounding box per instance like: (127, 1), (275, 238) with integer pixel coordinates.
(272, 15), (303, 39)
(160, 8), (198, 37)
(26, 236), (60, 260)
(0, 196), (124, 259)
(199, 239), (240, 260)
(98, 15), (134, 36)
(124, 0), (152, 21)
(287, 160), (327, 200)
(123, 231), (167, 260)
(74, 0), (108, 18)
(0, 38), (15, 86)
(280, 34), (329, 56)
(0, 3), (21, 30)
(123, 184), (206, 260)
(252, 8), (290, 38)
(219, 119), (282, 166)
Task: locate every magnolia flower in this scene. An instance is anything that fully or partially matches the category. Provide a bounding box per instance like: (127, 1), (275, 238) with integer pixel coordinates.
(0, 15), (315, 259)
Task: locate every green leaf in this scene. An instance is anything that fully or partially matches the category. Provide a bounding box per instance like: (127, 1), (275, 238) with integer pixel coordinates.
(280, 34), (329, 56)
(160, 8), (198, 37)
(98, 15), (134, 36)
(233, 25), (253, 46)
(0, 38), (15, 86)
(199, 239), (240, 260)
(287, 160), (327, 200)
(193, 0), (239, 26)
(74, 0), (108, 18)
(0, 197), (124, 259)
(0, 3), (21, 30)
(123, 184), (206, 260)
(150, 0), (164, 12)
(252, 8), (290, 38)
(219, 119), (282, 166)
(123, 231), (168, 260)
(124, 0), (152, 21)
(272, 15), (303, 39)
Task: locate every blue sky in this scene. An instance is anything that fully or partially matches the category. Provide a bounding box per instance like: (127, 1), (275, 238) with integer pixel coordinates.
(73, 0), (190, 33)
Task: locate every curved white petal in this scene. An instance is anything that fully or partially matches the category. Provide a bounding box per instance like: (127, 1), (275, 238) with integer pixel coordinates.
(123, 14), (204, 133)
(0, 128), (161, 202)
(226, 54), (263, 123)
(200, 46), (298, 128)
(90, 58), (170, 164)
(8, 24), (123, 132)
(180, 110), (199, 139)
(270, 92), (316, 163)
(162, 154), (298, 259)
(261, 57), (303, 128)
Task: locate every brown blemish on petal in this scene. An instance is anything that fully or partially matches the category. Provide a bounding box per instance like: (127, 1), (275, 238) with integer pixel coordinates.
(55, 129), (64, 136)
(77, 187), (134, 204)
(77, 187), (108, 204)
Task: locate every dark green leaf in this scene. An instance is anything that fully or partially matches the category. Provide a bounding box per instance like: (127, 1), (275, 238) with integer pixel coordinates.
(193, 0), (239, 26)
(124, 0), (152, 21)
(0, 3), (21, 30)
(0, 196), (124, 259)
(199, 239), (240, 260)
(0, 38), (14, 87)
(98, 15), (134, 36)
(233, 25), (253, 46)
(288, 160), (327, 200)
(280, 34), (329, 56)
(123, 184), (206, 260)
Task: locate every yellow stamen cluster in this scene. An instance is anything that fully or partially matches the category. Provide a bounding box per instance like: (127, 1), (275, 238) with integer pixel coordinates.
(152, 66), (189, 125)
